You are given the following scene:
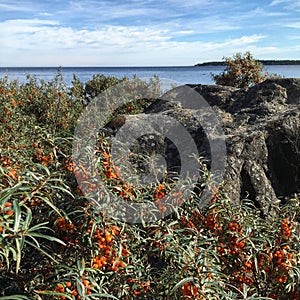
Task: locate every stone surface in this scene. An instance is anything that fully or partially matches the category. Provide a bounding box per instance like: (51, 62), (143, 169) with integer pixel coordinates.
(105, 78), (300, 215)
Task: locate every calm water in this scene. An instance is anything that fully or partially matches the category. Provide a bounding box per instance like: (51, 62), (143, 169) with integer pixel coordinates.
(0, 65), (300, 86)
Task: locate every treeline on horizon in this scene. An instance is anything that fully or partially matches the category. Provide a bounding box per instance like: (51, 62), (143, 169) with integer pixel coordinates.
(195, 59), (300, 66)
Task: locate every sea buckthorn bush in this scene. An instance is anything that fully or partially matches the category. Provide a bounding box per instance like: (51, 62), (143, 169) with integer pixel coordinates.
(212, 51), (268, 89)
(0, 71), (300, 299)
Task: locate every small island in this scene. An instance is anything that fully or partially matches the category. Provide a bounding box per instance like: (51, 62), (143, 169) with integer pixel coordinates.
(195, 59), (300, 66)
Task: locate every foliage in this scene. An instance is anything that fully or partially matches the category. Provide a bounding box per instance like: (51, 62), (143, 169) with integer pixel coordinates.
(0, 72), (300, 299)
(212, 52), (268, 89)
(84, 74), (123, 102)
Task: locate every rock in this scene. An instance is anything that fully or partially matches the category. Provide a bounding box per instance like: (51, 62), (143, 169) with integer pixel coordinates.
(188, 84), (238, 108)
(271, 78), (300, 104)
(105, 79), (300, 216)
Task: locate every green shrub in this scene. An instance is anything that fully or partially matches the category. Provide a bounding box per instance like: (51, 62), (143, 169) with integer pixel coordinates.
(84, 74), (161, 117)
(84, 74), (123, 102)
(212, 52), (268, 89)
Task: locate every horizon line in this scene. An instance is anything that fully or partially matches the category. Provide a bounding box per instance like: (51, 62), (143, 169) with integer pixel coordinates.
(2, 59), (300, 69)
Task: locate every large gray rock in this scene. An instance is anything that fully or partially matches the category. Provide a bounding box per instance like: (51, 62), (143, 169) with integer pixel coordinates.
(105, 79), (300, 216)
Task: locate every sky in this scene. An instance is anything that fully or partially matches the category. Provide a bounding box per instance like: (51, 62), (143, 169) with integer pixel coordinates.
(0, 0), (300, 66)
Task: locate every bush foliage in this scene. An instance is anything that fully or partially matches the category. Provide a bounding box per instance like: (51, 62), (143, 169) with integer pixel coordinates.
(0, 71), (299, 299)
(212, 52), (268, 89)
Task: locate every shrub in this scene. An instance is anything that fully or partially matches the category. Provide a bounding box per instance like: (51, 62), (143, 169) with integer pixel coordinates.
(84, 74), (123, 103)
(0, 72), (299, 299)
(212, 52), (268, 89)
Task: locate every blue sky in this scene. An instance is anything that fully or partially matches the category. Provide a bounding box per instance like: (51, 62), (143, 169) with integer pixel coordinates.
(0, 0), (300, 66)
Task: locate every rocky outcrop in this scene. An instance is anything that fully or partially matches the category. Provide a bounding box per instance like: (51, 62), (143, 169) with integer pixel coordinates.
(188, 79), (299, 214)
(105, 79), (300, 215)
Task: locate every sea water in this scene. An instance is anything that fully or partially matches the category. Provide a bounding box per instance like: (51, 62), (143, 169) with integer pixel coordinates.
(0, 65), (300, 87)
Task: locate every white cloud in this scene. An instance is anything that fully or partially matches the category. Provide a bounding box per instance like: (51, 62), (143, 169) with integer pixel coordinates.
(223, 34), (265, 45)
(1, 0), (299, 66)
(250, 7), (288, 17)
(270, 0), (300, 9)
(67, 0), (166, 22)
(39, 12), (53, 17)
(0, 17), (270, 66)
(286, 22), (300, 28)
(176, 30), (195, 35)
(0, 19), (171, 51)
(0, 18), (263, 53)
(270, 0), (288, 6)
(0, 2), (32, 11)
(161, 17), (240, 36)
(165, 0), (213, 8)
(3, 18), (59, 27)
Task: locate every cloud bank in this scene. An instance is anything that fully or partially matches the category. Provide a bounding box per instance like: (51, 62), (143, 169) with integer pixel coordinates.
(0, 0), (299, 66)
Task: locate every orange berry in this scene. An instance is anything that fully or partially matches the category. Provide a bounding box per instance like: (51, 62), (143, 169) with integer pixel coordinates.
(237, 241), (245, 248)
(82, 279), (89, 286)
(133, 290), (142, 296)
(191, 285), (198, 295)
(55, 283), (64, 292)
(283, 245), (290, 250)
(117, 261), (125, 268)
(11, 99), (16, 108)
(4, 202), (12, 207)
(65, 282), (72, 288)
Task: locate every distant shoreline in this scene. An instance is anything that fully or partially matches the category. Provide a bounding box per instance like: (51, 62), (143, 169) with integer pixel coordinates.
(195, 60), (300, 66)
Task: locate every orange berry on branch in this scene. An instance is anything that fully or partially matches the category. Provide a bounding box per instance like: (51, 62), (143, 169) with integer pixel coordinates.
(55, 283), (65, 292)
(71, 290), (78, 296)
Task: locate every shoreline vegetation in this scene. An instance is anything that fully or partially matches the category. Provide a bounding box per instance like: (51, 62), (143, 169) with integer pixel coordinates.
(0, 70), (300, 299)
(195, 59), (300, 66)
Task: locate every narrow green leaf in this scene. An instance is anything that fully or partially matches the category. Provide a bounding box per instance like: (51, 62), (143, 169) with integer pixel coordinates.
(25, 240), (59, 264)
(33, 291), (72, 300)
(32, 194), (63, 217)
(23, 206), (32, 229)
(13, 201), (22, 233)
(170, 277), (196, 294)
(15, 238), (21, 273)
(26, 222), (49, 233)
(87, 293), (119, 299)
(28, 232), (65, 245)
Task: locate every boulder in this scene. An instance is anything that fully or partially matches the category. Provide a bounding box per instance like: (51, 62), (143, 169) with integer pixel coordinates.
(105, 79), (300, 215)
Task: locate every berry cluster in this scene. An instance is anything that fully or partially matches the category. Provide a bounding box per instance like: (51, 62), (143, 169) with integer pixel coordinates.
(54, 278), (92, 299)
